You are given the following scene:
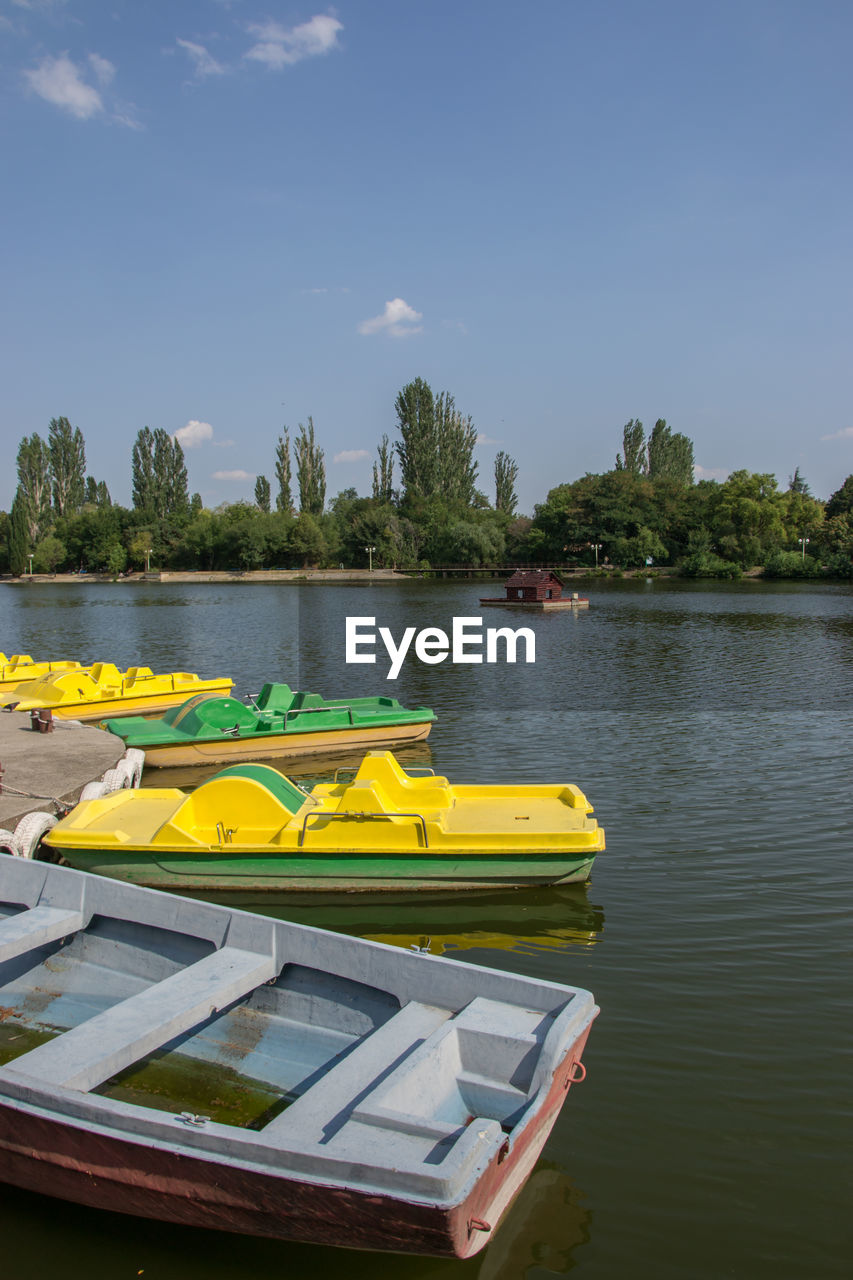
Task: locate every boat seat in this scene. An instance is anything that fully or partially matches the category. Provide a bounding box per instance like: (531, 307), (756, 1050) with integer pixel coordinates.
(6, 944), (278, 1093)
(262, 999), (452, 1144)
(253, 683), (296, 713)
(350, 753), (452, 809)
(87, 663), (122, 685)
(0, 905), (85, 965)
(124, 667), (154, 685)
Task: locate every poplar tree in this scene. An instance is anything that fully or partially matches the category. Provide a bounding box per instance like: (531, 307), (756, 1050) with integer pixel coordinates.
(16, 434), (52, 542)
(494, 451), (519, 515)
(615, 420), (647, 474)
(275, 430), (293, 512)
(132, 427), (156, 514)
(436, 392), (478, 505)
(294, 417), (325, 515)
(8, 491), (31, 575)
(131, 427), (189, 519)
(395, 377), (439, 500)
(48, 416), (87, 516)
(395, 378), (478, 504)
(85, 477), (112, 507)
(255, 475), (271, 512)
(372, 434), (395, 503)
(154, 429), (189, 517)
(647, 419), (694, 486)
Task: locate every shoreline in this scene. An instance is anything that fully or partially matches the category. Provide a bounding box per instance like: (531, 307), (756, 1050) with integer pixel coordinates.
(1, 566), (683, 586)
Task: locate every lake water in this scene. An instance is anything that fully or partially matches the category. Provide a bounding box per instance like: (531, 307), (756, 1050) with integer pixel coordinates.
(1, 577), (851, 1279)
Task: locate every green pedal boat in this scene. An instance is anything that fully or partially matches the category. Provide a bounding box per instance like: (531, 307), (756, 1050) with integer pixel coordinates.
(102, 683), (436, 766)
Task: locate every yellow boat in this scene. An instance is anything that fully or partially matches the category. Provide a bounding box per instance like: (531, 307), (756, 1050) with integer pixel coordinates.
(2, 662), (233, 721)
(0, 653), (82, 693)
(43, 750), (605, 891)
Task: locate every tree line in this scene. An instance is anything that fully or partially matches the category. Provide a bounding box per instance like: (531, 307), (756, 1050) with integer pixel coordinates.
(2, 392), (852, 578)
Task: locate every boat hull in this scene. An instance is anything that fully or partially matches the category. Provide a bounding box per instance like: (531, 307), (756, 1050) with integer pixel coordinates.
(137, 718), (433, 767)
(48, 687), (233, 722)
(49, 845), (597, 891)
(0, 1028), (591, 1257)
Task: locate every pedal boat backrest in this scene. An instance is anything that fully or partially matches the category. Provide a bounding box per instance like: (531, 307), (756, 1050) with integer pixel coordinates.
(338, 751), (453, 814)
(163, 695), (257, 735)
(156, 763), (309, 845)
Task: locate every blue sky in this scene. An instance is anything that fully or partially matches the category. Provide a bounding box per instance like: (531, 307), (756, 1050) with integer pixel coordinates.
(3, 0), (852, 514)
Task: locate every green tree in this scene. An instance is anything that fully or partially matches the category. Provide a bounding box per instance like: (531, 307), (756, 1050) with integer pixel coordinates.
(48, 416), (87, 517)
(85, 476), (112, 507)
(372, 434), (395, 503)
(788, 467), (811, 496)
(706, 471), (786, 567)
(494, 451), (519, 515)
(105, 541), (127, 577)
(16, 434), (52, 543)
(290, 511), (326, 566)
(132, 427), (188, 521)
(294, 418), (325, 515)
(825, 475), (853, 518)
(816, 512), (853, 576)
(646, 420), (694, 486)
(394, 378), (478, 504)
(32, 532), (67, 573)
(8, 491), (31, 575)
(132, 426), (157, 515)
(435, 392), (478, 504)
(0, 512), (9, 574)
(615, 419), (646, 474)
(395, 377), (438, 500)
(254, 475), (271, 513)
(275, 429), (293, 513)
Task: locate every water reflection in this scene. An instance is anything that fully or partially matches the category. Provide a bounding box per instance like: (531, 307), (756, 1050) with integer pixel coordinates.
(194, 884), (605, 957)
(477, 1166), (591, 1280)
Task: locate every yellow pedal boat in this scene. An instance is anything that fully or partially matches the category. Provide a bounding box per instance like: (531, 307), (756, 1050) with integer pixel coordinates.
(2, 661), (233, 721)
(0, 653), (82, 693)
(43, 750), (605, 891)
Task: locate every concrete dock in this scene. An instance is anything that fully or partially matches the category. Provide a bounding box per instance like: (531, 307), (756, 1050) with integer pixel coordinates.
(0, 711), (124, 828)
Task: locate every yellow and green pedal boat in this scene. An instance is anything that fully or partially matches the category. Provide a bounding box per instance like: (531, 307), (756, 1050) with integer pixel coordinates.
(3, 662), (233, 721)
(101, 683), (436, 765)
(42, 751), (605, 892)
(0, 653), (82, 693)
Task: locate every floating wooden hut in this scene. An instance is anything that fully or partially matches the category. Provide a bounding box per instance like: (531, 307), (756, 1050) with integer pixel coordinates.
(480, 570), (589, 610)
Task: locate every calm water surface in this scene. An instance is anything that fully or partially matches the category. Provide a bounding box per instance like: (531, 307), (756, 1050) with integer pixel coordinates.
(1, 577), (851, 1279)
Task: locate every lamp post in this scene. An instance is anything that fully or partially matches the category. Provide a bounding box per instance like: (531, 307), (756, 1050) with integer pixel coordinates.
(146, 548), (152, 572)
(365, 545), (376, 572)
(592, 543), (602, 568)
(798, 536), (810, 563)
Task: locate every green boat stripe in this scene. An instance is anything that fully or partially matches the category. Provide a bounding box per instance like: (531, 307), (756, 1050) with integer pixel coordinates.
(207, 764), (307, 815)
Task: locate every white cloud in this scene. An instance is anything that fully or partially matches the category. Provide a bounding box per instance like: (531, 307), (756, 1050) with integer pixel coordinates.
(820, 426), (853, 442)
(177, 38), (226, 79)
(694, 464), (730, 482)
(174, 419), (214, 448)
(88, 54), (115, 88)
(358, 297), (423, 338)
(24, 53), (104, 120)
(333, 449), (370, 464)
(213, 469), (253, 481)
(476, 433), (500, 446)
(245, 14), (343, 68)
